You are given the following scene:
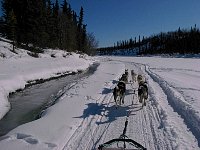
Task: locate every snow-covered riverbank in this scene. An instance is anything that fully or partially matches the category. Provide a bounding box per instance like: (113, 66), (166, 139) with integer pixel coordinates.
(0, 40), (95, 120)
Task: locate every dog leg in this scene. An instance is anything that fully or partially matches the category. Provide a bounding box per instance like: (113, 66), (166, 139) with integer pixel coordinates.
(115, 96), (119, 108)
(116, 95), (121, 107)
(114, 94), (119, 108)
(122, 94), (125, 104)
(144, 99), (146, 106)
(121, 96), (123, 105)
(132, 94), (134, 105)
(114, 95), (117, 103)
(120, 96), (123, 105)
(142, 97), (144, 107)
(139, 95), (142, 103)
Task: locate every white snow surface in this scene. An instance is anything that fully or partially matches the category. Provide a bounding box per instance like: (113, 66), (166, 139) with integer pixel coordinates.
(0, 39), (200, 150)
(0, 39), (95, 120)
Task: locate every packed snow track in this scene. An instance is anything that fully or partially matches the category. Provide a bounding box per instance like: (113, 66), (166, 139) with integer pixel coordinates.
(62, 60), (200, 150)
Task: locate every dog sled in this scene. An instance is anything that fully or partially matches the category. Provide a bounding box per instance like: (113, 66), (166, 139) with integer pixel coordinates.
(97, 119), (146, 150)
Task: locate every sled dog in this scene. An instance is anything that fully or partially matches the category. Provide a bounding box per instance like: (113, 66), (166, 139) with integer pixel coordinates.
(138, 81), (148, 107)
(113, 81), (126, 106)
(137, 74), (144, 84)
(131, 70), (137, 83)
(119, 74), (128, 83)
(125, 69), (128, 76)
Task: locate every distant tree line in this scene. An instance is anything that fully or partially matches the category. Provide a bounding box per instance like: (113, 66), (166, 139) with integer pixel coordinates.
(97, 25), (200, 56)
(0, 0), (98, 55)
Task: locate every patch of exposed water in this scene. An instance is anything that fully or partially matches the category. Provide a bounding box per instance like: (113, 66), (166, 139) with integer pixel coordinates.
(0, 63), (99, 136)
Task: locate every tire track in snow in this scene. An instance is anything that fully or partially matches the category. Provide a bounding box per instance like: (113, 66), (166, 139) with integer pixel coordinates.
(126, 64), (170, 150)
(62, 93), (113, 150)
(144, 65), (200, 149)
(127, 62), (199, 149)
(62, 61), (199, 150)
(62, 70), (125, 150)
(93, 63), (169, 150)
(86, 63), (175, 150)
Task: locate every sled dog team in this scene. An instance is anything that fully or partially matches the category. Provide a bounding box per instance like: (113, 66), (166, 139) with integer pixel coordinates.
(113, 69), (148, 107)
(113, 69), (128, 106)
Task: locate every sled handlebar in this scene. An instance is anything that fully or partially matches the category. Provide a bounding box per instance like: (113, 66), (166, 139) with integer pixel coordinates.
(98, 138), (147, 150)
(122, 118), (128, 136)
(98, 112), (146, 150)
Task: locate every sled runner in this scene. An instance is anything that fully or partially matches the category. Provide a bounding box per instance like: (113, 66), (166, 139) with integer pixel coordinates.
(98, 118), (146, 150)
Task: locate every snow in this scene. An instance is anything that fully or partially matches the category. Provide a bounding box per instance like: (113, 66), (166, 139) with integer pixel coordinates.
(0, 39), (95, 120)
(0, 39), (200, 150)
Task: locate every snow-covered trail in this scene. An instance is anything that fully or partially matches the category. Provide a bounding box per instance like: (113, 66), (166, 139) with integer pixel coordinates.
(1, 39), (199, 150)
(63, 61), (199, 150)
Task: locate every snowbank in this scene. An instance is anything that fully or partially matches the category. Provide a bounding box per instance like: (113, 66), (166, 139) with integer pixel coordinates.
(0, 39), (95, 119)
(0, 59), (125, 150)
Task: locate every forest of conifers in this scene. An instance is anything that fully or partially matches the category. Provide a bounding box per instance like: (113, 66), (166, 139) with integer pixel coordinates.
(1, 1), (200, 56)
(97, 25), (200, 56)
(0, 0), (98, 55)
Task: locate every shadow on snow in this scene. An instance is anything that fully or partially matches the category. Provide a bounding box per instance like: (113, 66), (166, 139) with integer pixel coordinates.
(74, 102), (143, 125)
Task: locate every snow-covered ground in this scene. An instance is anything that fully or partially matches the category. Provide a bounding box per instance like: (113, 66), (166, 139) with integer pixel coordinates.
(0, 39), (95, 120)
(0, 39), (200, 149)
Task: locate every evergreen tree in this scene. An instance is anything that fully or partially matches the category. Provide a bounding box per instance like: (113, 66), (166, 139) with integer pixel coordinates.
(7, 9), (17, 51)
(0, 17), (6, 37)
(61, 0), (68, 14)
(51, 0), (60, 47)
(1, 0), (96, 55)
(77, 6), (84, 52)
(82, 24), (87, 53)
(45, 0), (54, 48)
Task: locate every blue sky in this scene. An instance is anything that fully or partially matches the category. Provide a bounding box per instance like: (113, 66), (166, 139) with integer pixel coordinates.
(1, 0), (200, 47)
(67, 0), (200, 47)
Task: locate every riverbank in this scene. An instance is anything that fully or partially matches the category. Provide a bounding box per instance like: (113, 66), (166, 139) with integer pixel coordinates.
(0, 63), (99, 137)
(0, 39), (96, 120)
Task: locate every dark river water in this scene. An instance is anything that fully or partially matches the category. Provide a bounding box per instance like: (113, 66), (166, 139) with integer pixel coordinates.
(0, 63), (99, 136)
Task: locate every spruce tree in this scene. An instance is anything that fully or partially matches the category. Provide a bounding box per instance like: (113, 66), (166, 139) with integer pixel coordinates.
(77, 6), (84, 52)
(7, 9), (17, 51)
(52, 0), (59, 47)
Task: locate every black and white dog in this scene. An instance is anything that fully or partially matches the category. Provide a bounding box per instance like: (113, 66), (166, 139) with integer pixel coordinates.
(113, 81), (126, 106)
(137, 74), (144, 84)
(120, 74), (128, 83)
(138, 81), (148, 107)
(120, 70), (128, 83)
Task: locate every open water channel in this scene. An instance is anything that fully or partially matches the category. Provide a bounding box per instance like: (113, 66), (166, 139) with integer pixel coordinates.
(0, 63), (99, 136)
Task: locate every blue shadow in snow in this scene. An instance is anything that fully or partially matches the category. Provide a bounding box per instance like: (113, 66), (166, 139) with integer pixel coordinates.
(74, 102), (140, 125)
(112, 80), (118, 84)
(101, 88), (113, 95)
(74, 103), (105, 119)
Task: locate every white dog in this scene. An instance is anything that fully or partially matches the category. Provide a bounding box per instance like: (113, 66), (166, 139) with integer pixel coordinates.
(131, 70), (137, 83)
